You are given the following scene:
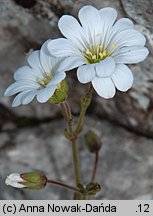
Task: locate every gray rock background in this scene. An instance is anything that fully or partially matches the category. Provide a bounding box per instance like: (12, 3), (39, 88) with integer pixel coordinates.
(0, 0), (153, 200)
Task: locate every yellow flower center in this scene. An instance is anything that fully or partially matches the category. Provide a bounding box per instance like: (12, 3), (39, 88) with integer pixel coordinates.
(84, 44), (116, 64)
(37, 72), (52, 88)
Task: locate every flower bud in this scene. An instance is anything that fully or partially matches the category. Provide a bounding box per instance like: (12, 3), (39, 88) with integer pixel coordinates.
(48, 79), (68, 104)
(5, 172), (47, 190)
(86, 182), (101, 195)
(85, 130), (102, 153)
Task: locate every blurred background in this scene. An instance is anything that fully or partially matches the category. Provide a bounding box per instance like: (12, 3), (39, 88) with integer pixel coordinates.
(0, 0), (153, 200)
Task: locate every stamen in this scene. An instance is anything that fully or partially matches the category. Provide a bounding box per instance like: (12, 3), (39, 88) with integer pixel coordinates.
(99, 52), (104, 59)
(108, 43), (116, 55)
(111, 43), (116, 49)
(84, 45), (110, 64)
(99, 45), (103, 51)
(37, 72), (52, 88)
(103, 51), (107, 57)
(45, 72), (52, 78)
(37, 79), (45, 87)
(92, 55), (96, 60)
(86, 49), (92, 55)
(96, 46), (100, 58)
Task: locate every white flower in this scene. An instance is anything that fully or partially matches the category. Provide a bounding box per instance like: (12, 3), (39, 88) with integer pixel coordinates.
(4, 40), (66, 106)
(5, 173), (26, 188)
(48, 5), (149, 99)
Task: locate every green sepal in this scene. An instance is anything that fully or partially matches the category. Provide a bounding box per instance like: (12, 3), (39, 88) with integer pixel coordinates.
(20, 172), (47, 190)
(48, 80), (68, 104)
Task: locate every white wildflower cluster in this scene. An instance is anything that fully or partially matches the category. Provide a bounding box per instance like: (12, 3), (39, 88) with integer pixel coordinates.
(4, 5), (149, 105)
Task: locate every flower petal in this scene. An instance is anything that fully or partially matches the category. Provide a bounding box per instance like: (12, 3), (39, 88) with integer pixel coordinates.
(103, 18), (134, 49)
(58, 15), (86, 50)
(4, 80), (39, 96)
(12, 90), (31, 107)
(27, 51), (44, 76)
(99, 7), (117, 47)
(95, 57), (116, 78)
(41, 39), (50, 55)
(78, 5), (102, 45)
(77, 64), (95, 84)
(99, 7), (117, 27)
(112, 64), (133, 91)
(21, 90), (37, 105)
(113, 18), (134, 32)
(40, 39), (52, 72)
(58, 56), (85, 72)
(92, 77), (116, 99)
(48, 72), (66, 86)
(36, 86), (57, 103)
(113, 46), (149, 64)
(40, 39), (62, 74)
(14, 66), (36, 81)
(111, 29), (146, 51)
(48, 38), (79, 57)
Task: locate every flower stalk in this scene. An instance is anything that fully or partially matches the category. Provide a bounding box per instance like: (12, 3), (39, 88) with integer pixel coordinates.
(75, 84), (93, 135)
(84, 130), (102, 182)
(60, 84), (93, 199)
(60, 100), (73, 134)
(91, 150), (99, 182)
(47, 179), (82, 194)
(60, 100), (81, 199)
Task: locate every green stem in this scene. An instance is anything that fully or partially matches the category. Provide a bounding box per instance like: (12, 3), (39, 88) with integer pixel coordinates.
(75, 84), (93, 135)
(71, 138), (81, 185)
(60, 100), (82, 199)
(60, 84), (93, 199)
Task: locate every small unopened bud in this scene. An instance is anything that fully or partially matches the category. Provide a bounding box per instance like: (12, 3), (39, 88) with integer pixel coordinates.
(85, 130), (102, 153)
(5, 172), (47, 190)
(48, 79), (68, 104)
(86, 182), (101, 195)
